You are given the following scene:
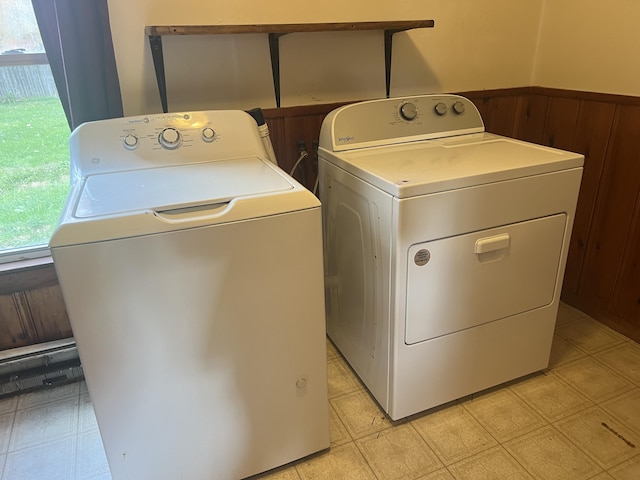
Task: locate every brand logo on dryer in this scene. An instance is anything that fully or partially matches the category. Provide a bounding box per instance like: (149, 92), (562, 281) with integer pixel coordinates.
(338, 135), (355, 143)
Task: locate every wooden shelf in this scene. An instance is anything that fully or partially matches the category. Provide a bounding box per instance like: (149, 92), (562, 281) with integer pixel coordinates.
(145, 21), (435, 112)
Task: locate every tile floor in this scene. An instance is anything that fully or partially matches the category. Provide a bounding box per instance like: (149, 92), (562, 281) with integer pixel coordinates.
(0, 302), (639, 479)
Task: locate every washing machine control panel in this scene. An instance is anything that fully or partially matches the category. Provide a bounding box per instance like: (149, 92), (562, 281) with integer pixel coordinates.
(70, 110), (266, 177)
(321, 94), (485, 152)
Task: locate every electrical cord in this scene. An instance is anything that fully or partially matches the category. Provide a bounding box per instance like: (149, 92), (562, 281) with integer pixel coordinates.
(290, 150), (308, 177)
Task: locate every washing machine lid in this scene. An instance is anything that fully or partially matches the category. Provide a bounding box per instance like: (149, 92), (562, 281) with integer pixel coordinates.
(330, 133), (584, 198)
(74, 156), (292, 218)
(50, 156), (321, 247)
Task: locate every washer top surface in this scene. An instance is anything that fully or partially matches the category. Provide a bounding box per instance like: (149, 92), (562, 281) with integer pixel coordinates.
(319, 95), (584, 198)
(75, 157), (292, 218)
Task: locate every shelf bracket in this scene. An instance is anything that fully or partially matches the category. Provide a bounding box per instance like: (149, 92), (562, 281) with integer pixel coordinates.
(268, 33), (287, 108)
(148, 35), (169, 113)
(384, 29), (406, 99)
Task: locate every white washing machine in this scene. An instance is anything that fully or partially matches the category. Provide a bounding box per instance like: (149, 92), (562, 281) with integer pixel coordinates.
(318, 94), (584, 421)
(50, 110), (329, 479)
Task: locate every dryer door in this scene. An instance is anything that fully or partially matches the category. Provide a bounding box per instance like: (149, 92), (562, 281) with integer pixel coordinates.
(405, 213), (566, 345)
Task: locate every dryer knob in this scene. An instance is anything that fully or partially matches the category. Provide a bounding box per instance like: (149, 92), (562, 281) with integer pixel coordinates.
(159, 127), (182, 149)
(399, 102), (418, 121)
(453, 101), (466, 114)
(434, 102), (448, 116)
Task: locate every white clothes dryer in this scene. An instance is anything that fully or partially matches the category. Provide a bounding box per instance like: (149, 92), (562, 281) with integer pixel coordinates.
(50, 110), (329, 479)
(318, 94), (583, 421)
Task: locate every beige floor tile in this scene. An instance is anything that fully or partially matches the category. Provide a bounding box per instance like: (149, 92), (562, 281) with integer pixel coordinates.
(609, 455), (640, 480)
(462, 389), (546, 443)
(9, 397), (80, 452)
(547, 335), (588, 369)
(326, 339), (340, 361)
(4, 436), (77, 480)
(554, 406), (640, 469)
(556, 302), (585, 326)
(329, 404), (352, 447)
(411, 404), (497, 465)
(258, 467), (302, 480)
(75, 430), (111, 480)
(602, 389), (640, 437)
(589, 474), (616, 480)
(554, 316), (626, 354)
(0, 397), (18, 417)
(0, 414), (13, 455)
(595, 343), (640, 385)
(448, 446), (534, 480)
(327, 357), (361, 399)
(416, 469), (456, 480)
(330, 390), (390, 440)
(356, 423), (442, 480)
(554, 357), (635, 403)
(504, 425), (603, 480)
(509, 372), (592, 422)
(296, 442), (376, 480)
(78, 394), (99, 434)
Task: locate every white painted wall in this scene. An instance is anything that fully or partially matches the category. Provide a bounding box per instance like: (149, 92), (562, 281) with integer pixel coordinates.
(533, 0), (640, 97)
(106, 0), (543, 115)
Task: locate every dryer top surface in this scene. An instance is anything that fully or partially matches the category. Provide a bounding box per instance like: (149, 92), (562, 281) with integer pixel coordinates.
(321, 132), (584, 198)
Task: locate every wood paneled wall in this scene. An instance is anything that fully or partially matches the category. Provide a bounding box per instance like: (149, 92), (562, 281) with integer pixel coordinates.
(465, 87), (640, 342)
(0, 261), (71, 350)
(2, 87), (639, 351)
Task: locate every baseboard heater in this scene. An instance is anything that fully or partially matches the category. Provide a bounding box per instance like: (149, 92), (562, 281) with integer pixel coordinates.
(0, 338), (83, 397)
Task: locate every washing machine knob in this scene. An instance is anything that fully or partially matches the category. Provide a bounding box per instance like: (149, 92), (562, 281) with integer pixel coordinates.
(434, 102), (448, 116)
(159, 127), (182, 149)
(123, 134), (138, 149)
(453, 101), (466, 114)
(399, 102), (418, 121)
(202, 127), (216, 142)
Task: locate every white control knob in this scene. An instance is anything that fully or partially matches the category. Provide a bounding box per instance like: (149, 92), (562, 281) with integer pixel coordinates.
(453, 101), (466, 114)
(123, 134), (138, 149)
(399, 102), (418, 121)
(434, 102), (448, 116)
(202, 127), (216, 142)
(158, 127), (181, 149)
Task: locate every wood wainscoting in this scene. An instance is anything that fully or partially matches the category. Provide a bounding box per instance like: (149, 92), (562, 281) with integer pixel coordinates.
(463, 87), (640, 343)
(0, 259), (71, 350)
(2, 86), (639, 351)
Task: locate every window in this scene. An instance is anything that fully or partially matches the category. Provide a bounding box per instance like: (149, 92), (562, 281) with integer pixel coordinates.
(0, 0), (70, 263)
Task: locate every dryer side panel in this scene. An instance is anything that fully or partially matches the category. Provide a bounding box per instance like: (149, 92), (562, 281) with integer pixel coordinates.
(319, 158), (393, 409)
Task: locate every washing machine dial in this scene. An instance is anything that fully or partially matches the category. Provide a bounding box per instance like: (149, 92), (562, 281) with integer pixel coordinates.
(399, 102), (418, 121)
(123, 134), (138, 150)
(434, 102), (448, 116)
(158, 127), (182, 149)
(453, 101), (466, 114)
(202, 127), (216, 142)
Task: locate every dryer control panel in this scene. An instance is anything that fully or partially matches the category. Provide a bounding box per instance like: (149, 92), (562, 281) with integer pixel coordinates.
(320, 94), (485, 152)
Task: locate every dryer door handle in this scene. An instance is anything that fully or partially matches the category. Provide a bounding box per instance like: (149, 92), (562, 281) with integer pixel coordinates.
(475, 233), (510, 254)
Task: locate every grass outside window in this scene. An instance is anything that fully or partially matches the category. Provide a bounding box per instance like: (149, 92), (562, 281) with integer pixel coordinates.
(0, 97), (70, 253)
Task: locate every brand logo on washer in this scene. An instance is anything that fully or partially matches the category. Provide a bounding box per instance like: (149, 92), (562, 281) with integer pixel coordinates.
(338, 135), (355, 143)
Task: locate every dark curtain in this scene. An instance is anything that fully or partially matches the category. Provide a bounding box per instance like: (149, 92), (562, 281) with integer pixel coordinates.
(31, 0), (123, 130)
